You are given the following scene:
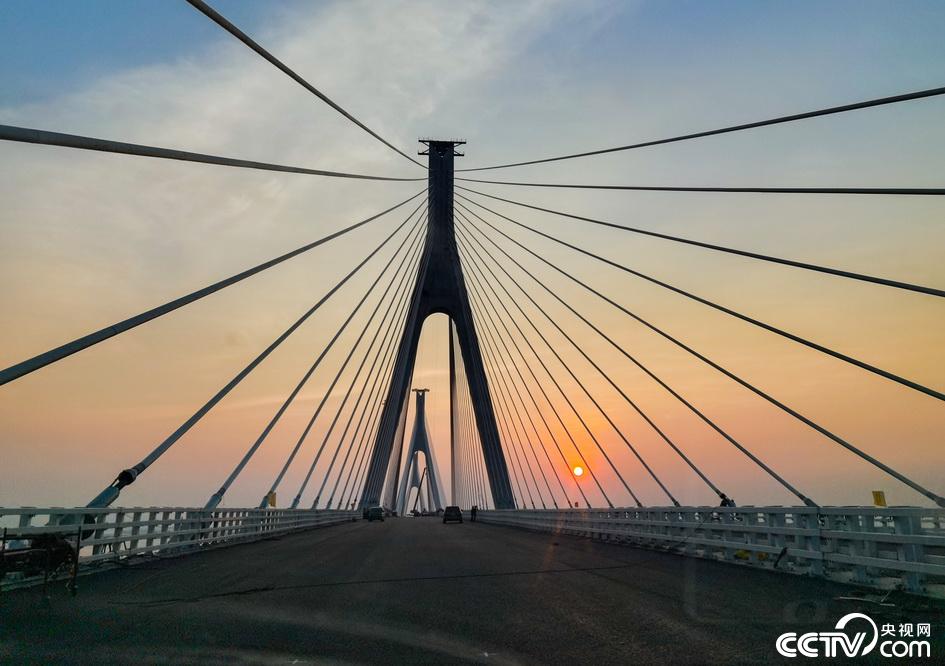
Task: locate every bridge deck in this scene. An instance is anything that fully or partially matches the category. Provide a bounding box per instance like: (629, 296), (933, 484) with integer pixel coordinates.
(1, 518), (940, 663)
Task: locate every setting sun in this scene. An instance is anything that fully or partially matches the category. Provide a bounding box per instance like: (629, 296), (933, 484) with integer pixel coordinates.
(573, 466), (584, 477)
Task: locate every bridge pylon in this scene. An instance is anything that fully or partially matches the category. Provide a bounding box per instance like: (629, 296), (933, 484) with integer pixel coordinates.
(396, 389), (444, 514)
(360, 140), (515, 510)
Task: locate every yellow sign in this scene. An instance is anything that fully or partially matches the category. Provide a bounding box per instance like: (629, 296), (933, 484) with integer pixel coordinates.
(872, 490), (887, 507)
(267, 491), (277, 508)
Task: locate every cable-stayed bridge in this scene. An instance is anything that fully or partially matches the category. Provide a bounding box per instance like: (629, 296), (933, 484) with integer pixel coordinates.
(2, 1), (944, 661)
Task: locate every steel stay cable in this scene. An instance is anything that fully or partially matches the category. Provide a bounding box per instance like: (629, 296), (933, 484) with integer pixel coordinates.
(339, 375), (392, 509)
(464, 203), (945, 508)
(470, 277), (537, 509)
(252, 221), (410, 509)
(456, 386), (464, 508)
(459, 224), (677, 506)
(348, 394), (390, 510)
(458, 85), (945, 172)
(470, 372), (492, 508)
(320, 234), (426, 508)
(315, 251), (421, 510)
(355, 379), (411, 508)
(359, 244), (438, 506)
(448, 323), (457, 506)
(456, 374), (464, 507)
(488, 333), (561, 509)
(467, 273), (591, 508)
(481, 319), (548, 508)
(450, 328), (490, 506)
(464, 278), (530, 508)
(476, 298), (558, 509)
(458, 213), (682, 506)
(462, 386), (471, 507)
(489, 353), (534, 508)
(476, 431), (491, 508)
(325, 246), (423, 509)
(461, 384), (473, 507)
(471, 402), (487, 508)
(457, 209), (724, 499)
(455, 340), (469, 507)
(463, 349), (487, 507)
(508, 380), (573, 509)
(459, 376), (470, 507)
(316, 308), (403, 511)
(457, 218), (640, 507)
(458, 193), (945, 403)
(475, 398), (492, 508)
(477, 311), (548, 508)
(270, 214), (419, 504)
(291, 218), (427, 507)
(453, 281), (486, 507)
(457, 187), (944, 298)
(462, 264), (580, 508)
(263, 210), (425, 504)
(456, 208), (722, 500)
(470, 284), (562, 508)
(319, 236), (421, 508)
(458, 179), (945, 197)
(343, 388), (391, 509)
(186, 0), (424, 169)
(329, 265), (418, 508)
(457, 203), (817, 506)
(474, 395), (488, 507)
(467, 241), (643, 508)
(464, 258), (615, 507)
(295, 224), (420, 510)
(0, 190), (424, 387)
(462, 258), (590, 508)
(500, 350), (575, 507)
(0, 125), (424, 182)
(206, 205), (424, 509)
(352, 292), (410, 508)
(86, 200), (423, 507)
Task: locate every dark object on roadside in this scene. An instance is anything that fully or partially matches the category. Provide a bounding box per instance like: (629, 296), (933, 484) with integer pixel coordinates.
(2, 529), (81, 600)
(470, 505), (478, 522)
(365, 507), (385, 522)
(719, 494), (737, 507)
(443, 506), (463, 524)
(1, 532), (77, 579)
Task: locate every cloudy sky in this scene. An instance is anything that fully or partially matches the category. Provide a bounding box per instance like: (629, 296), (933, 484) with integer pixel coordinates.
(1, 0), (943, 510)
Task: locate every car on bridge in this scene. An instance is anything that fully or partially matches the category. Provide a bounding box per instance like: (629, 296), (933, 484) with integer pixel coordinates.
(443, 506), (463, 524)
(365, 507), (385, 522)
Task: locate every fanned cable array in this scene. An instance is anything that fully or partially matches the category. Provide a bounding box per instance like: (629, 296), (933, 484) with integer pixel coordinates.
(2, 2), (942, 510)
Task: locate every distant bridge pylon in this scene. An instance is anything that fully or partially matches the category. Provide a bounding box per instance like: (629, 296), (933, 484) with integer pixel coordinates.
(395, 388), (445, 514)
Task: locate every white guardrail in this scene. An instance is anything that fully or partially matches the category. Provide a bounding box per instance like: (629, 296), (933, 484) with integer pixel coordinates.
(0, 507), (358, 590)
(479, 506), (945, 598)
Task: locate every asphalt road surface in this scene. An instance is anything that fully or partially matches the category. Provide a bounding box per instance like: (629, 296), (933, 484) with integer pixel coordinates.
(1, 518), (942, 663)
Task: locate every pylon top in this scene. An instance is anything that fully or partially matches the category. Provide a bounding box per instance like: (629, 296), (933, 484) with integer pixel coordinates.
(418, 138), (465, 156)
